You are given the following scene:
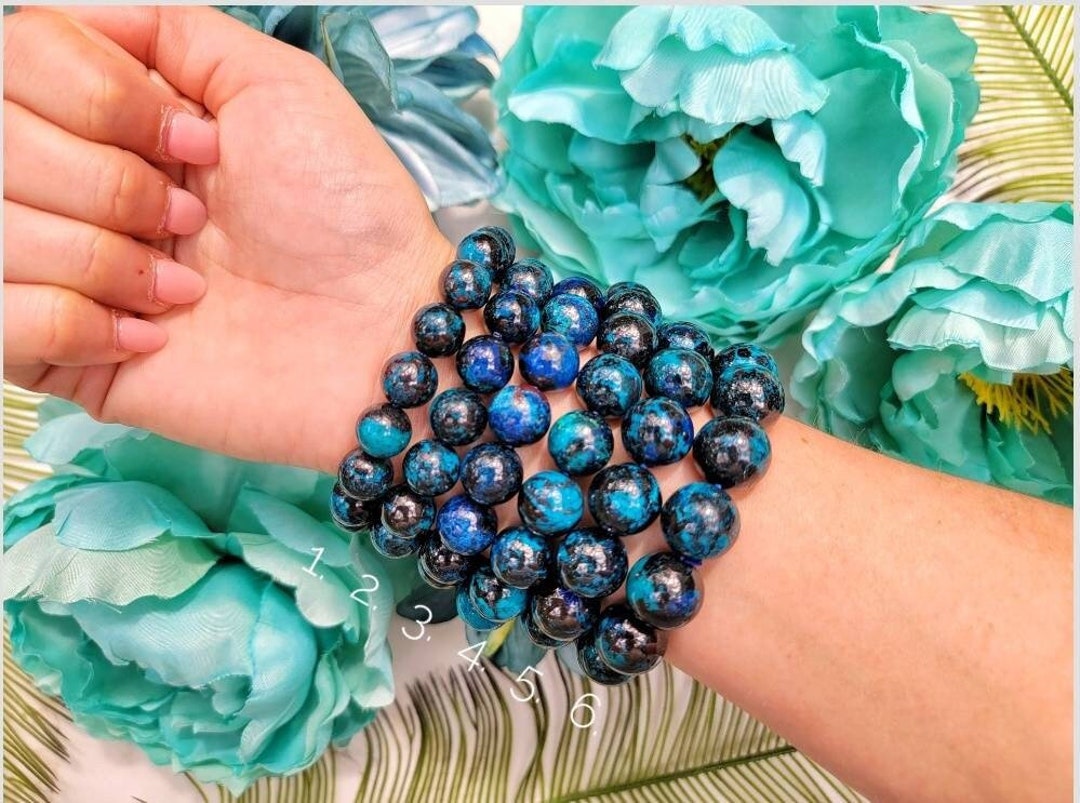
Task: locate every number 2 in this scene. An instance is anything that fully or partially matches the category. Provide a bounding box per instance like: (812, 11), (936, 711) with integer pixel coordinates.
(350, 574), (380, 609)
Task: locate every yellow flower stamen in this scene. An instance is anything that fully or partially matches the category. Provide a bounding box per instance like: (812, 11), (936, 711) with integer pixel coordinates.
(958, 368), (1073, 434)
(682, 132), (735, 202)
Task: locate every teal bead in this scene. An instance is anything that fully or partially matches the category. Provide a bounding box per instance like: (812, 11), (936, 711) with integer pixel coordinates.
(712, 343), (779, 380)
(329, 482), (375, 532)
(412, 302), (465, 357)
(490, 526), (550, 589)
(456, 587), (500, 631)
(542, 293), (600, 346)
(356, 403), (412, 458)
(576, 353), (644, 419)
(456, 336), (514, 393)
(712, 366), (785, 423)
(552, 276), (604, 315)
(518, 470), (584, 536)
(587, 463), (661, 536)
(338, 449), (393, 502)
(621, 397), (694, 466)
(403, 439), (461, 497)
(693, 416), (771, 488)
(520, 332), (580, 390)
(645, 348), (713, 409)
(626, 552), (702, 629)
(547, 411), (613, 476)
(382, 351), (438, 408)
(467, 565), (528, 622)
(595, 603), (666, 674)
(576, 637), (632, 686)
(441, 259), (493, 310)
(370, 523), (420, 559)
(457, 226), (515, 281)
(556, 528), (627, 598)
(661, 482), (739, 561)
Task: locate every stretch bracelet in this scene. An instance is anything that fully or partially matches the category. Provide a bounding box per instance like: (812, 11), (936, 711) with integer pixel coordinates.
(330, 226), (784, 686)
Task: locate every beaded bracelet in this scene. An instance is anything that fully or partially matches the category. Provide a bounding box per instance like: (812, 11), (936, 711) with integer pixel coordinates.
(331, 225), (784, 686)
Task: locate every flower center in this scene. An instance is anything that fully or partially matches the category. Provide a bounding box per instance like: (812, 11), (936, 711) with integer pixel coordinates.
(958, 368), (1073, 434)
(682, 133), (734, 202)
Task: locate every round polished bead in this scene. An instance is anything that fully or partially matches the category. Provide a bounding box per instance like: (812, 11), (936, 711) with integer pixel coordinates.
(460, 443), (523, 505)
(487, 385), (551, 446)
(542, 294), (599, 347)
(588, 463), (662, 536)
(552, 276), (605, 315)
(547, 411), (613, 476)
(713, 342), (779, 380)
(557, 528), (628, 598)
(441, 259), (493, 310)
(382, 351), (438, 408)
(338, 449), (393, 501)
(456, 335), (514, 394)
(503, 258), (554, 305)
(657, 321), (713, 360)
(329, 482), (375, 532)
(429, 388), (488, 447)
(418, 534), (475, 589)
(576, 636), (633, 686)
(403, 439), (461, 497)
(711, 366), (785, 423)
(661, 482), (739, 561)
(518, 470), (584, 536)
(693, 416), (771, 488)
(467, 565), (528, 622)
(644, 348), (713, 409)
(436, 494), (498, 555)
(483, 290), (540, 344)
(529, 585), (598, 641)
(621, 397), (694, 466)
(519, 332), (580, 390)
(457, 226), (515, 281)
(370, 522), (420, 559)
(595, 603), (666, 674)
(603, 285), (662, 327)
(412, 302), (465, 357)
(381, 484), (435, 538)
(597, 312), (657, 369)
(456, 587), (500, 631)
(626, 552), (703, 629)
(356, 403), (412, 458)
(576, 353), (644, 419)
(490, 526), (551, 589)
(520, 609), (564, 648)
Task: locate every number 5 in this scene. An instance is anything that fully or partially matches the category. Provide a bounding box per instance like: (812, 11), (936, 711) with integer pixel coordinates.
(510, 666), (543, 703)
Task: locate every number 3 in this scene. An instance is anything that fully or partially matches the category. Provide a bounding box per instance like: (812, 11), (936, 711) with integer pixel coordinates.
(401, 605), (434, 641)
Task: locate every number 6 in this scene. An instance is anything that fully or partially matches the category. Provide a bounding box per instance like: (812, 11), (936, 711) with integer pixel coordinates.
(570, 693), (599, 729)
(510, 666), (543, 703)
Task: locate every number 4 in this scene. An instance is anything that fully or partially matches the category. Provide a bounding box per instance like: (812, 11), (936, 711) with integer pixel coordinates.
(457, 641), (486, 672)
(510, 666), (543, 703)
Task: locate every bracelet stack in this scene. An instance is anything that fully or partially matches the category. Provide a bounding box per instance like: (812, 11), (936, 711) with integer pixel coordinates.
(331, 226), (784, 686)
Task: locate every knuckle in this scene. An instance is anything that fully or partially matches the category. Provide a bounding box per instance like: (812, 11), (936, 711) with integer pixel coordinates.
(97, 154), (153, 230)
(86, 70), (130, 142)
(42, 291), (90, 362)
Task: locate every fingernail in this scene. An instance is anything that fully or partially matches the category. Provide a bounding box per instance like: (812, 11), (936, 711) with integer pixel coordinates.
(163, 187), (207, 236)
(116, 317), (168, 353)
(164, 112), (219, 165)
(152, 260), (207, 305)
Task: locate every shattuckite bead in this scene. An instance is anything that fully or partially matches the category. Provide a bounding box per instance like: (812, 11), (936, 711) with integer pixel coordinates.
(542, 293), (600, 347)
(436, 494), (498, 555)
(621, 397), (694, 466)
(503, 257), (554, 305)
(656, 321), (713, 360)
(597, 311), (657, 369)
(576, 353), (644, 419)
(644, 348), (713, 409)
(661, 482), (739, 561)
(418, 534), (475, 589)
(370, 522), (420, 559)
(456, 335), (514, 394)
(626, 552), (703, 629)
(441, 259), (493, 310)
(557, 528), (628, 599)
(547, 410), (613, 476)
(460, 442), (523, 505)
(520, 609), (564, 648)
(519, 332), (580, 390)
(467, 565), (528, 622)
(382, 351), (438, 408)
(490, 526), (550, 589)
(412, 302), (465, 358)
(329, 482), (375, 532)
(595, 603), (667, 674)
(429, 387), (488, 446)
(711, 366), (785, 423)
(483, 290), (540, 344)
(381, 484), (435, 538)
(518, 470), (584, 536)
(588, 463), (662, 536)
(456, 587), (500, 631)
(529, 585), (598, 641)
(693, 416), (771, 488)
(713, 342), (779, 380)
(576, 636), (632, 686)
(488, 385), (552, 446)
(552, 276), (605, 315)
(403, 439), (461, 497)
(338, 449), (393, 501)
(602, 285), (663, 327)
(457, 226), (515, 281)
(356, 403), (412, 459)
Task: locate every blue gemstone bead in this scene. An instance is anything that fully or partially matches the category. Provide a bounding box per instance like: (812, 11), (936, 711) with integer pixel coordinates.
(529, 585), (598, 641)
(547, 411), (613, 476)
(713, 342), (779, 380)
(456, 587), (500, 631)
(661, 482), (739, 561)
(576, 636), (632, 686)
(457, 226), (515, 281)
(503, 258), (554, 305)
(483, 290), (540, 344)
(644, 348), (713, 409)
(418, 534), (475, 589)
(488, 385), (551, 446)
(338, 449), (393, 501)
(456, 335), (514, 394)
(693, 416), (771, 488)
(467, 565), (528, 622)
(519, 332), (580, 390)
(603, 285), (662, 327)
(557, 528), (628, 598)
(329, 482), (375, 532)
(576, 353), (644, 419)
(518, 470), (584, 536)
(626, 552), (703, 629)
(587, 463), (662, 536)
(711, 366), (785, 423)
(441, 259), (493, 310)
(490, 526), (551, 589)
(460, 442), (523, 505)
(436, 494), (498, 555)
(429, 388), (488, 446)
(412, 302), (465, 358)
(595, 604), (666, 674)
(403, 439), (461, 497)
(552, 276), (605, 315)
(381, 484), (435, 538)
(542, 294), (599, 347)
(370, 522), (420, 559)
(621, 397), (694, 466)
(382, 351), (438, 408)
(597, 312), (657, 369)
(520, 609), (564, 648)
(656, 321), (713, 360)
(356, 403), (412, 458)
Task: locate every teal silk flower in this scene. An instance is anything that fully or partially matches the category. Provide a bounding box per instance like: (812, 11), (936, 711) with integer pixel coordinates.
(3, 400), (399, 792)
(224, 5), (500, 209)
(495, 6), (979, 344)
(792, 203), (1074, 505)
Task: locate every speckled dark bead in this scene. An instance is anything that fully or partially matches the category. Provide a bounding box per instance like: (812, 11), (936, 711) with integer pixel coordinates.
(693, 416), (771, 488)
(467, 565), (528, 622)
(576, 636), (632, 686)
(483, 290), (540, 344)
(456, 335), (514, 394)
(488, 385), (551, 446)
(338, 449), (393, 501)
(597, 312), (657, 369)
(529, 585), (598, 641)
(552, 276), (605, 315)
(441, 259), (493, 310)
(712, 342), (779, 380)
(711, 366), (785, 423)
(595, 603), (666, 675)
(519, 332), (580, 390)
(576, 353), (644, 419)
(557, 528), (628, 599)
(605, 281), (650, 301)
(457, 226), (516, 281)
(356, 403), (412, 459)
(503, 258), (554, 305)
(541, 294), (599, 347)
(621, 397), (694, 466)
(381, 484), (435, 538)
(370, 522), (420, 559)
(429, 388), (488, 447)
(587, 463), (662, 536)
(460, 442), (523, 505)
(656, 321), (713, 360)
(412, 302), (465, 357)
(661, 482), (739, 561)
(603, 284), (662, 327)
(403, 439), (461, 497)
(436, 494), (498, 555)
(644, 348), (713, 409)
(456, 587), (500, 631)
(490, 526), (551, 589)
(520, 609), (564, 648)
(329, 482), (375, 532)
(418, 534), (475, 589)
(518, 470), (584, 536)
(626, 552), (702, 629)
(547, 411), (613, 476)
(382, 351), (438, 408)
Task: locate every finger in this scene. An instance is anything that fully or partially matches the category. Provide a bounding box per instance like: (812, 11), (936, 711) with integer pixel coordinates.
(4, 100), (206, 238)
(4, 201), (207, 313)
(4, 9), (218, 165)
